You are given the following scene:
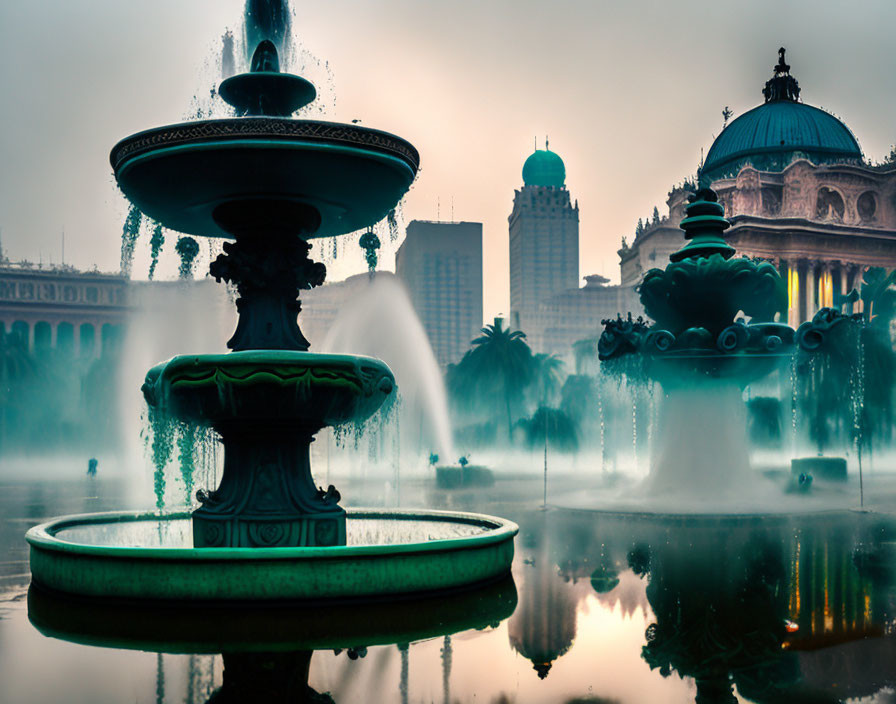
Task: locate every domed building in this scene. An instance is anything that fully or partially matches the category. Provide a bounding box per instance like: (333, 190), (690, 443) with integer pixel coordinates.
(620, 48), (896, 327)
(509, 141), (580, 340)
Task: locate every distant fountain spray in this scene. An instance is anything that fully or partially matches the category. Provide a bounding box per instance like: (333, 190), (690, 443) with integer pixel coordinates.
(323, 273), (454, 461)
(599, 189), (793, 501)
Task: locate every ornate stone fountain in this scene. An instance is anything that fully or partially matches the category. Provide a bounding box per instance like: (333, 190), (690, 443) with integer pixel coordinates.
(26, 2), (516, 600)
(599, 188), (793, 378)
(599, 188), (797, 498)
(122, 34), (415, 548)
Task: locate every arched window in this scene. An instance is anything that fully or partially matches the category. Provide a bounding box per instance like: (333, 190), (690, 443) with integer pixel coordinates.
(34, 322), (51, 353)
(857, 191), (877, 222)
(815, 187), (845, 221)
(101, 323), (123, 357)
(57, 322), (74, 354)
(79, 323), (95, 357)
(11, 320), (29, 347)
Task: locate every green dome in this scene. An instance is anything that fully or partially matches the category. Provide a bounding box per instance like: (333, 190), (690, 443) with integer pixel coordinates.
(701, 101), (861, 182)
(522, 148), (565, 188)
(701, 50), (861, 183)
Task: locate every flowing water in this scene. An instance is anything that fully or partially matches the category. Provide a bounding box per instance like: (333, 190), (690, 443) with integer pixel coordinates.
(322, 273), (455, 462)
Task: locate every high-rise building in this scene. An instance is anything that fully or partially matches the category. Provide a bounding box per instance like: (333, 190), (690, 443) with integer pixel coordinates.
(395, 220), (483, 367)
(509, 143), (579, 336)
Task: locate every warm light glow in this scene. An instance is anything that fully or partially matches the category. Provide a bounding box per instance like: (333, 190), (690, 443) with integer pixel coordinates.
(788, 268), (800, 326)
(822, 269), (834, 307)
(790, 535), (801, 619)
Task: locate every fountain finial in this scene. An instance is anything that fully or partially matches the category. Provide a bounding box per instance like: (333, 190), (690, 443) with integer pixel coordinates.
(218, 38), (315, 116)
(669, 188), (735, 262)
(251, 39), (281, 73)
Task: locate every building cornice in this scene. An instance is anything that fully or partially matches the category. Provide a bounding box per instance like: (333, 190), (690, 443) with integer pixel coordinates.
(728, 215), (896, 242)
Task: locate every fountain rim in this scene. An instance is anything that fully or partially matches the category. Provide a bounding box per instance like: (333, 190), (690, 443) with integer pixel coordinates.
(110, 117), (420, 174)
(115, 139), (417, 188)
(26, 507), (519, 560)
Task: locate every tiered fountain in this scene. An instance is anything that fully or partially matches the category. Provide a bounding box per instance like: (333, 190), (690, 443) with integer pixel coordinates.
(26, 3), (516, 601)
(599, 188), (797, 499)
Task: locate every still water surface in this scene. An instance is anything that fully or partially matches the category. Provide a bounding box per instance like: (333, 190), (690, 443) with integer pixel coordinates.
(1, 474), (894, 703)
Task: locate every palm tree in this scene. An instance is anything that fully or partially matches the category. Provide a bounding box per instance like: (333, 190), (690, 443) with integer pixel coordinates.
(560, 374), (597, 429)
(531, 353), (566, 408)
(519, 406), (579, 451)
(468, 317), (534, 440)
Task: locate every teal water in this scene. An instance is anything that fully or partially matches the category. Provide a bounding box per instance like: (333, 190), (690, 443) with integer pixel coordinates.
(2, 473), (895, 703)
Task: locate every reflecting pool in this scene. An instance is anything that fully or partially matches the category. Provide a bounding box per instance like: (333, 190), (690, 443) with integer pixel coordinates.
(3, 474), (895, 703)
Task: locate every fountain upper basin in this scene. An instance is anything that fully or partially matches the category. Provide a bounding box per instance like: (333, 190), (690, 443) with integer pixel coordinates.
(111, 118), (419, 238)
(143, 351), (395, 427)
(26, 509), (518, 601)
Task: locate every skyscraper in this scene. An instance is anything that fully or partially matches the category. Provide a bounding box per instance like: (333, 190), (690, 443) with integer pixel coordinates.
(509, 142), (579, 336)
(395, 220), (483, 367)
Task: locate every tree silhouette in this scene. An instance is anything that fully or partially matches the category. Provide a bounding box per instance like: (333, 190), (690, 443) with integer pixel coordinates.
(467, 318), (534, 440)
(531, 353), (565, 407)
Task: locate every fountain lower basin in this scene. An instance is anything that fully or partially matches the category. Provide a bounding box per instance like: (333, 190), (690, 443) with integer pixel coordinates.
(26, 508), (518, 601)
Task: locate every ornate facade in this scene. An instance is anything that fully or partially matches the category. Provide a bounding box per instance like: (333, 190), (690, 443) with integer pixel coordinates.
(0, 263), (129, 355)
(620, 50), (896, 327)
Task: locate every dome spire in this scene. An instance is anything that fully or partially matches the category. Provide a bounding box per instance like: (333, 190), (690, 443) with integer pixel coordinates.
(762, 47), (800, 103)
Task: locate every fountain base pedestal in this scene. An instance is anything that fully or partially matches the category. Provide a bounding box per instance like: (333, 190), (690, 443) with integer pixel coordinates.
(193, 422), (346, 548)
(193, 509), (346, 549)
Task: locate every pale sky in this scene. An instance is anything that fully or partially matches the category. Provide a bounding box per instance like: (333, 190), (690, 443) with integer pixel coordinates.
(2, 0), (896, 323)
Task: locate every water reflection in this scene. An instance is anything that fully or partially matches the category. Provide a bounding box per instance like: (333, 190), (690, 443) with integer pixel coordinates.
(540, 510), (896, 703)
(27, 574), (517, 704)
(5, 478), (896, 702)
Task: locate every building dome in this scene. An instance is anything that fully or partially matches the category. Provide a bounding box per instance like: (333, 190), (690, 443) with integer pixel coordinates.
(701, 49), (862, 183)
(523, 146), (566, 188)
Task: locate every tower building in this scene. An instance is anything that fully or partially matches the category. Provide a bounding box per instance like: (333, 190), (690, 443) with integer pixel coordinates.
(509, 142), (579, 336)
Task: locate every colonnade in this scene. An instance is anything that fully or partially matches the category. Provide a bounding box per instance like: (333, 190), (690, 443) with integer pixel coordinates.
(0, 317), (123, 358)
(779, 259), (866, 328)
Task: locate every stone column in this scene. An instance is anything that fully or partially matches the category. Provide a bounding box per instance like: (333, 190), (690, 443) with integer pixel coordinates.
(803, 260), (815, 324)
(839, 263), (848, 310)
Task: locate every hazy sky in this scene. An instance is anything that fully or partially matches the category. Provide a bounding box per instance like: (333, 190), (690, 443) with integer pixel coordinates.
(2, 0), (896, 322)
